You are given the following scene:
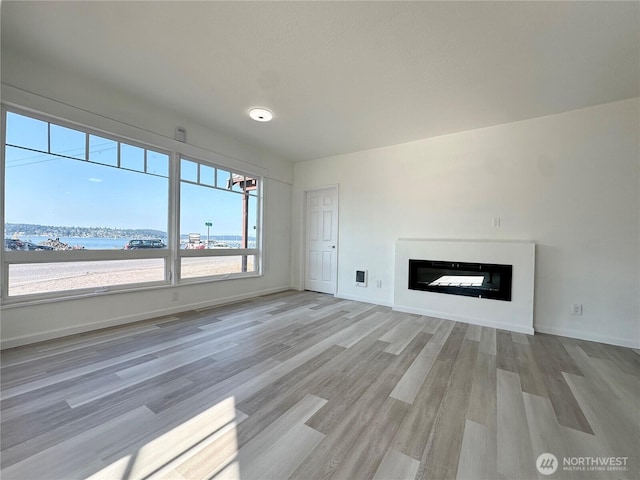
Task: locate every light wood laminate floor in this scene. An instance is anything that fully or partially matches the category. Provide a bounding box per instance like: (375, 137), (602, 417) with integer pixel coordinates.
(1, 291), (638, 480)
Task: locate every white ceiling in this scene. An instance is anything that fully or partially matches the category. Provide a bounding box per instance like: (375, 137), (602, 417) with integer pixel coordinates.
(2, 1), (639, 162)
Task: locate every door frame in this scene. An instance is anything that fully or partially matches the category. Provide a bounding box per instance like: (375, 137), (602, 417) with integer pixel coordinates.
(302, 185), (339, 295)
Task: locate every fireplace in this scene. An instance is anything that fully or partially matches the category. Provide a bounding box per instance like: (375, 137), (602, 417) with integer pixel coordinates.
(408, 259), (512, 301)
(395, 240), (534, 333)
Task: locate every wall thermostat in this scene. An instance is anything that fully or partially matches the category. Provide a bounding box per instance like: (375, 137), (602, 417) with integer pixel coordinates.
(356, 269), (367, 287)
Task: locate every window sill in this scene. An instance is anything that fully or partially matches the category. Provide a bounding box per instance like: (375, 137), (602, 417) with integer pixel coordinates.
(0, 271), (262, 309)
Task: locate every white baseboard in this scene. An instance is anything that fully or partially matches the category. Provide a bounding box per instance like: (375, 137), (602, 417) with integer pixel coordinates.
(335, 292), (393, 307)
(1, 285), (291, 349)
(393, 304), (535, 335)
(534, 324), (640, 349)
(6, 286), (635, 350)
(336, 294), (535, 335)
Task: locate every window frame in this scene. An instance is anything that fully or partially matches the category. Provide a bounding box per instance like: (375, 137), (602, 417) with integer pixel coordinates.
(1, 105), (263, 305)
(177, 154), (262, 283)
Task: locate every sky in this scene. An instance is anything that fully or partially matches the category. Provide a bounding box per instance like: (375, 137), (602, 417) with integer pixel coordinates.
(4, 112), (257, 237)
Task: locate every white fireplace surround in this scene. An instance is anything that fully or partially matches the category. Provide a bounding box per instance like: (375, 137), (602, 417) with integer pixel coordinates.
(394, 239), (535, 334)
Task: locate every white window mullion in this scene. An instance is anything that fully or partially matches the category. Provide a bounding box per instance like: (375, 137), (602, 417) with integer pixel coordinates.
(169, 151), (180, 285)
(0, 107), (7, 300)
(84, 130), (89, 162)
(257, 177), (264, 275)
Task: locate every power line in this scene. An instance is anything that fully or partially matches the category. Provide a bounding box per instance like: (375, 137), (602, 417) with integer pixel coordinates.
(5, 141), (114, 165)
(5, 144), (167, 179)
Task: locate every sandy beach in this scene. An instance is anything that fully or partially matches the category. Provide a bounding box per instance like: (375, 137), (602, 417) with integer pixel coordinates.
(9, 256), (255, 296)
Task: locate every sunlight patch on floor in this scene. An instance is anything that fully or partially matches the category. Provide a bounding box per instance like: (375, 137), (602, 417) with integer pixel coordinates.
(87, 396), (242, 480)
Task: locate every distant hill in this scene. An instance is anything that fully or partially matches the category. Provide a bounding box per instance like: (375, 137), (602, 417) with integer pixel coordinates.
(5, 223), (167, 239)
(5, 224), (256, 241)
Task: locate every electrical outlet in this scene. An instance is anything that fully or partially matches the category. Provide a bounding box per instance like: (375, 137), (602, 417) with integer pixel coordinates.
(492, 217), (501, 227)
(376, 280), (382, 288)
(172, 291), (179, 301)
(570, 303), (582, 315)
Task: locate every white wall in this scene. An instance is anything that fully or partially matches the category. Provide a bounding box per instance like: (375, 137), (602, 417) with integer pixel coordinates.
(1, 50), (294, 348)
(292, 98), (640, 348)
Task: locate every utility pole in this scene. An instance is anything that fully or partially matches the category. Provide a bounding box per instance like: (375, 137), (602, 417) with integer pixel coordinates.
(227, 175), (257, 272)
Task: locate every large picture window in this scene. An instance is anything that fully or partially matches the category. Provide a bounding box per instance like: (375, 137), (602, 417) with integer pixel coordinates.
(1, 108), (262, 301)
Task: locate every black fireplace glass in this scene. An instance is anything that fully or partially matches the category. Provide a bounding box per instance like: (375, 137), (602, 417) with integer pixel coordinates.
(408, 259), (512, 301)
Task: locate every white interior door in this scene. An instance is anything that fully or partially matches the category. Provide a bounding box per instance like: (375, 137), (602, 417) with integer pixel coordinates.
(305, 187), (338, 294)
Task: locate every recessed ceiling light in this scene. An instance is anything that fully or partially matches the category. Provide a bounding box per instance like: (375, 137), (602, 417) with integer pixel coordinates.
(249, 108), (273, 122)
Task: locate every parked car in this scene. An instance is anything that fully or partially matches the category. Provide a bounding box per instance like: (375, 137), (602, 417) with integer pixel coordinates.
(124, 239), (167, 250)
(4, 239), (54, 251)
(4, 239), (23, 250)
(23, 241), (54, 251)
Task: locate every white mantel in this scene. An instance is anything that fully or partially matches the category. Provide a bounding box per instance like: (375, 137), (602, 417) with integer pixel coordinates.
(394, 239), (535, 334)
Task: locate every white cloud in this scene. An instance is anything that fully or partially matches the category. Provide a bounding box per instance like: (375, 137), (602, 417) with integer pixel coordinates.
(88, 178), (103, 183)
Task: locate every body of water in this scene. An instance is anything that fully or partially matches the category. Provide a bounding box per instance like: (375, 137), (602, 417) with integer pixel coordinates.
(21, 236), (252, 250)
